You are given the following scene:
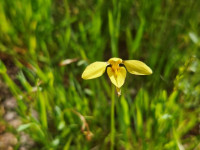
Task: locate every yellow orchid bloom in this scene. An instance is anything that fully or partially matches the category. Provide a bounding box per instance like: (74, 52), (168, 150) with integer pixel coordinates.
(82, 58), (152, 96)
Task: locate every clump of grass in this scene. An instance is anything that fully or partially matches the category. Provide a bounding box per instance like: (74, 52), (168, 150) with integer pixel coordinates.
(0, 0), (200, 149)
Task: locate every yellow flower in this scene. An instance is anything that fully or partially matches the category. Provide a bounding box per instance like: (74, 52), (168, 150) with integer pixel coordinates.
(82, 58), (152, 96)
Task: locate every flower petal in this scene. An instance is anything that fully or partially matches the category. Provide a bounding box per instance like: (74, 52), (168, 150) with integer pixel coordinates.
(108, 58), (122, 64)
(82, 62), (108, 79)
(123, 60), (152, 75)
(107, 67), (126, 88)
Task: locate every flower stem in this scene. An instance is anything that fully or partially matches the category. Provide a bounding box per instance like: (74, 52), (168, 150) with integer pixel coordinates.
(111, 85), (115, 150)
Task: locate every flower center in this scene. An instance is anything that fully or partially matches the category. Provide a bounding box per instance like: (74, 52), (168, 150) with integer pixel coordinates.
(108, 58), (123, 76)
(111, 62), (120, 71)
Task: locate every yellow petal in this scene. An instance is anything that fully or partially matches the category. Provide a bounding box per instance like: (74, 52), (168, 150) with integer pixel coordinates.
(107, 67), (126, 88)
(123, 60), (152, 75)
(108, 57), (122, 64)
(82, 62), (108, 79)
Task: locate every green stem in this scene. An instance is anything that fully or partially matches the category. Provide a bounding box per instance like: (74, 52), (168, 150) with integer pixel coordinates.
(111, 86), (115, 150)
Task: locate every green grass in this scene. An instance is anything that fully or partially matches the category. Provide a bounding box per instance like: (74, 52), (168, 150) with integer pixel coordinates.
(0, 0), (200, 149)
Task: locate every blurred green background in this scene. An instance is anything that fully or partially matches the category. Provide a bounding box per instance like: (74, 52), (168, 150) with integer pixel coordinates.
(0, 0), (199, 149)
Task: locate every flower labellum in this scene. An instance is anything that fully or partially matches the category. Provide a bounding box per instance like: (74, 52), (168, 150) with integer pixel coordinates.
(82, 58), (152, 96)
